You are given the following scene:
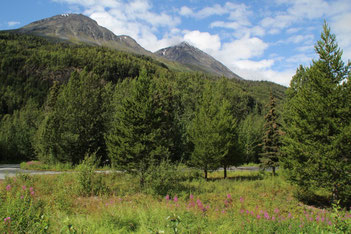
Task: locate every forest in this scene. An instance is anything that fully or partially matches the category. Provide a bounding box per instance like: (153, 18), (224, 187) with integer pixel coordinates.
(0, 23), (350, 233)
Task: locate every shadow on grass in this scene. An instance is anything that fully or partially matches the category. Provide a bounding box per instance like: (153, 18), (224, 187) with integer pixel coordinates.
(295, 189), (331, 208)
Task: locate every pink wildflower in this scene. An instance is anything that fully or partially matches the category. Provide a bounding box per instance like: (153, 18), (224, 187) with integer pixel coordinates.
(272, 216), (276, 221)
(227, 194), (232, 199)
(264, 212), (269, 220)
(257, 215), (261, 219)
(165, 195), (170, 201)
(4, 217), (10, 222)
(173, 196), (178, 203)
(288, 213), (292, 218)
(6, 185), (11, 191)
(189, 194), (194, 200)
(22, 185), (26, 190)
(240, 197), (244, 203)
(274, 208), (279, 214)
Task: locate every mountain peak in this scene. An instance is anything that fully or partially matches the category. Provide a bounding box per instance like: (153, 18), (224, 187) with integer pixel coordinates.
(17, 14), (151, 55)
(155, 42), (242, 80)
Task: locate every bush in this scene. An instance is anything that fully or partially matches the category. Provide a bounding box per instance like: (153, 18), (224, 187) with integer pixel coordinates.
(143, 160), (189, 196)
(75, 153), (108, 196)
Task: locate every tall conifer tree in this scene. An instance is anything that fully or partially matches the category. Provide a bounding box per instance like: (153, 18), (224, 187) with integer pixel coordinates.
(260, 92), (281, 176)
(282, 23), (351, 205)
(106, 69), (180, 186)
(35, 70), (107, 164)
(188, 82), (237, 179)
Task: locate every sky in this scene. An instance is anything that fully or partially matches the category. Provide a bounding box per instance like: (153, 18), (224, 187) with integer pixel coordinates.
(1, 0), (351, 86)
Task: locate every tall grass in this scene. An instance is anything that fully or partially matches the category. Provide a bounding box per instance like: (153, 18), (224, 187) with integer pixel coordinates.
(1, 167), (350, 233)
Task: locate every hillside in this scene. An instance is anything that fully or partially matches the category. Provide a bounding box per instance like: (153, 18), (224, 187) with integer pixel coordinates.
(156, 42), (242, 80)
(14, 14), (244, 79)
(16, 13), (152, 56)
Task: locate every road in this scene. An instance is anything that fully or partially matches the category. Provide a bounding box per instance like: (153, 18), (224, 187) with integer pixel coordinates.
(0, 164), (62, 180)
(0, 164), (261, 180)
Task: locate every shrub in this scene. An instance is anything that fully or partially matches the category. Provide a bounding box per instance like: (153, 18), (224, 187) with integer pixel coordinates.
(75, 153), (108, 196)
(144, 160), (188, 196)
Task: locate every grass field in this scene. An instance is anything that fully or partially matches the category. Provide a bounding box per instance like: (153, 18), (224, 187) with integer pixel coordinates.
(1, 164), (350, 233)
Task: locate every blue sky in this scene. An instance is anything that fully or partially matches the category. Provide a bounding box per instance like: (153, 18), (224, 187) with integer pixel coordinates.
(1, 0), (350, 86)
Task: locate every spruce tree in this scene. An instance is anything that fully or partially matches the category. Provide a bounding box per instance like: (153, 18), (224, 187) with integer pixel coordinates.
(188, 82), (237, 179)
(35, 70), (107, 164)
(260, 92), (281, 176)
(106, 69), (180, 186)
(282, 23), (351, 205)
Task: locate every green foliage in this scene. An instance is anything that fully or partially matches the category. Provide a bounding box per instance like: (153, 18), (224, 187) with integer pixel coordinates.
(238, 113), (264, 163)
(143, 160), (187, 196)
(35, 70), (108, 164)
(260, 93), (282, 175)
(282, 22), (351, 206)
(0, 179), (49, 233)
(0, 100), (42, 162)
(20, 161), (73, 171)
(188, 81), (238, 179)
(106, 69), (181, 186)
(75, 153), (108, 196)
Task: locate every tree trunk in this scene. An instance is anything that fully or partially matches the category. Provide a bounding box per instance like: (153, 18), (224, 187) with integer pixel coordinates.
(204, 169), (208, 180)
(272, 166), (276, 176)
(224, 165), (227, 179)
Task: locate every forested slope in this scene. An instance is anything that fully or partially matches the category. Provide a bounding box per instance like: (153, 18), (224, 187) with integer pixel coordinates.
(0, 32), (286, 165)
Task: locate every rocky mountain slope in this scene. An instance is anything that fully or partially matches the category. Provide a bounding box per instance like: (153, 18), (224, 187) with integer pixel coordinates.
(17, 13), (152, 56)
(155, 42), (242, 80)
(14, 13), (241, 79)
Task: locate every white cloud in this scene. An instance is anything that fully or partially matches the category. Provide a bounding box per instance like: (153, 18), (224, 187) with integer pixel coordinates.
(8, 21), (20, 27)
(183, 30), (221, 53)
(179, 6), (193, 16)
(218, 36), (268, 60)
(277, 34), (314, 45)
(331, 12), (351, 60)
(232, 67), (294, 87)
(233, 59), (275, 70)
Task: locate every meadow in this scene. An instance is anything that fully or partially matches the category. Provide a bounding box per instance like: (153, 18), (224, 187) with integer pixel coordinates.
(1, 161), (350, 233)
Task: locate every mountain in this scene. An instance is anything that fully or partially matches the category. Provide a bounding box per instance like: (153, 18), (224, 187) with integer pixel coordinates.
(155, 42), (242, 80)
(14, 13), (241, 79)
(16, 13), (152, 56)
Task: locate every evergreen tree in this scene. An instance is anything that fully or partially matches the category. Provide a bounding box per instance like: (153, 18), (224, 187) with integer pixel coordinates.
(188, 82), (237, 179)
(260, 92), (281, 175)
(238, 113), (264, 164)
(106, 69), (180, 186)
(282, 23), (351, 205)
(35, 70), (107, 164)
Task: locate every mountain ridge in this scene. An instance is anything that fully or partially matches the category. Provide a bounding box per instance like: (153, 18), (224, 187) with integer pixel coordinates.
(13, 13), (241, 79)
(17, 13), (152, 56)
(155, 42), (242, 80)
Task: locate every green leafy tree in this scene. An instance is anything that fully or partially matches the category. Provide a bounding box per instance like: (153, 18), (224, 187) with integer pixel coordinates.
(260, 92), (281, 176)
(188, 82), (237, 179)
(0, 100), (42, 162)
(282, 23), (351, 205)
(35, 70), (108, 164)
(238, 113), (264, 164)
(106, 69), (181, 187)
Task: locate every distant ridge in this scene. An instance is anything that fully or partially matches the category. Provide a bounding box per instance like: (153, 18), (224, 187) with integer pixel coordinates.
(155, 42), (242, 80)
(17, 13), (152, 56)
(12, 13), (242, 79)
